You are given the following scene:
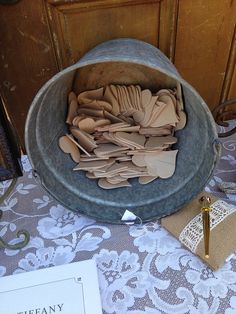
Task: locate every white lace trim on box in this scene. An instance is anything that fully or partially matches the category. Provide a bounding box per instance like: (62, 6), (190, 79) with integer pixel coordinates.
(179, 200), (236, 253)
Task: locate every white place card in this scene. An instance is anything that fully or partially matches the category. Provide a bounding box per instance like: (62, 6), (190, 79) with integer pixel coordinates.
(0, 259), (102, 314)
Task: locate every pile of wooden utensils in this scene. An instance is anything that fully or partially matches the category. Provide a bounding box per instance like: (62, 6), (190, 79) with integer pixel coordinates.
(59, 84), (186, 189)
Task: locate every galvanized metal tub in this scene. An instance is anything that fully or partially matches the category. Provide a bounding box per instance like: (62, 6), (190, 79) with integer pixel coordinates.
(25, 38), (220, 223)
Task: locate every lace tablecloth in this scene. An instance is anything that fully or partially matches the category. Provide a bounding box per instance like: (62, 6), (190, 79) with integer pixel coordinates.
(0, 122), (236, 314)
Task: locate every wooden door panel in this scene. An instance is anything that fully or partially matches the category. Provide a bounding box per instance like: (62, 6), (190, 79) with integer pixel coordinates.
(222, 24), (236, 116)
(227, 66), (236, 115)
(174, 0), (236, 110)
(159, 0), (179, 61)
(224, 26), (236, 104)
(229, 71), (236, 100)
(1, 0), (236, 149)
(0, 0), (58, 149)
(46, 0), (162, 68)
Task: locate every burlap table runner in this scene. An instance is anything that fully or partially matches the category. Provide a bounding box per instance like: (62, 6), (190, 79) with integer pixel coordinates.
(161, 192), (236, 270)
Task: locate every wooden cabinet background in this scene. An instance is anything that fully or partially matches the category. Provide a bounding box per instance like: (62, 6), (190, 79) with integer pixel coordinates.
(0, 0), (236, 149)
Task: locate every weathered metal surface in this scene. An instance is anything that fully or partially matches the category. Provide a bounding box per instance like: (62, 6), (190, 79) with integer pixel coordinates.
(25, 38), (219, 223)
